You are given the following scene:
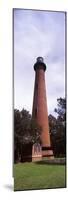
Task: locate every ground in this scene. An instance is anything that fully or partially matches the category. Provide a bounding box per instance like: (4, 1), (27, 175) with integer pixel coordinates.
(14, 161), (66, 191)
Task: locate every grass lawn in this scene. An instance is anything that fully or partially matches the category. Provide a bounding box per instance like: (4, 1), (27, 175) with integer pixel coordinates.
(14, 162), (66, 191)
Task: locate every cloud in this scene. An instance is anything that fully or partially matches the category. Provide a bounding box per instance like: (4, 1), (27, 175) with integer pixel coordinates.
(14, 9), (65, 116)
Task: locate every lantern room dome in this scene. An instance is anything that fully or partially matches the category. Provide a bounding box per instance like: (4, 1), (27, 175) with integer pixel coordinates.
(34, 57), (46, 71)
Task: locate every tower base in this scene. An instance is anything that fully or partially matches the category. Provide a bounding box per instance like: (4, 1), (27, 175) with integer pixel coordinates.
(32, 144), (54, 162)
(42, 146), (54, 159)
(42, 150), (54, 159)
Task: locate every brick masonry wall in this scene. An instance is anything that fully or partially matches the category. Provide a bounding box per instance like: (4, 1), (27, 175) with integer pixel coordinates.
(32, 68), (51, 147)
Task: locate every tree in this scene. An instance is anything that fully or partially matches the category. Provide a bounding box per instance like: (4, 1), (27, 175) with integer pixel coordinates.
(48, 114), (57, 135)
(49, 97), (66, 157)
(48, 114), (58, 156)
(14, 109), (22, 162)
(54, 98), (66, 157)
(14, 108), (41, 163)
(54, 97), (66, 121)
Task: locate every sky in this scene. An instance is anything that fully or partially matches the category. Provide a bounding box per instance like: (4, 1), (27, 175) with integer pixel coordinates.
(14, 9), (65, 117)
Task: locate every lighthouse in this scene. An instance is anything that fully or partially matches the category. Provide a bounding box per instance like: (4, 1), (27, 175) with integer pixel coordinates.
(32, 57), (53, 159)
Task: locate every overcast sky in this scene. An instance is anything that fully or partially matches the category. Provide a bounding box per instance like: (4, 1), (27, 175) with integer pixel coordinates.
(14, 9), (65, 117)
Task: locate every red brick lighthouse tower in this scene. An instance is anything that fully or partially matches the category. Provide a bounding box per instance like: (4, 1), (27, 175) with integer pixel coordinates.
(32, 57), (53, 159)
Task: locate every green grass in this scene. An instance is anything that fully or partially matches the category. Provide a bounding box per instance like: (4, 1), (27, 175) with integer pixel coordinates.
(14, 162), (66, 191)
